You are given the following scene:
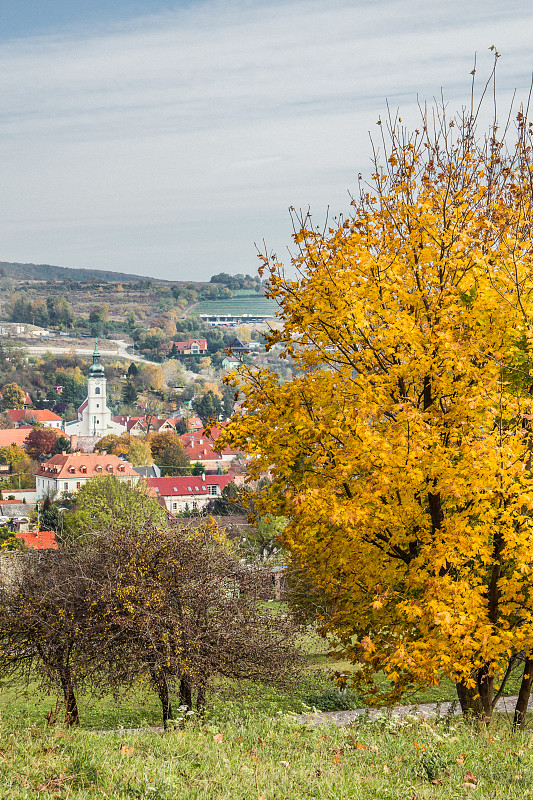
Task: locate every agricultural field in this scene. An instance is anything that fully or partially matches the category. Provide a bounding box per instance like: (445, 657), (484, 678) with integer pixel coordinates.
(193, 295), (278, 316)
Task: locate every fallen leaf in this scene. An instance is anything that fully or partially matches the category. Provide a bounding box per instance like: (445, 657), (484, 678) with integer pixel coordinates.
(120, 746), (134, 755)
(279, 760), (290, 767)
(463, 770), (478, 787)
(431, 778), (443, 785)
(355, 742), (367, 751)
(383, 764), (390, 774)
(213, 733), (224, 743)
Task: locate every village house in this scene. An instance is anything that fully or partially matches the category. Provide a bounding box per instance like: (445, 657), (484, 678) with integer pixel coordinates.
(35, 452), (139, 499)
(15, 530), (58, 550)
(146, 474), (235, 513)
(180, 430), (242, 472)
(6, 409), (64, 429)
(112, 415), (181, 436)
(172, 338), (207, 356)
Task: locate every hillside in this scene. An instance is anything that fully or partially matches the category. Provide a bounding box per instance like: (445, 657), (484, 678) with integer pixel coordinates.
(0, 260), (165, 284)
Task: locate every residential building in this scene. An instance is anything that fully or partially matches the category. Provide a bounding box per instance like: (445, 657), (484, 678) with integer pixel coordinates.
(0, 428), (33, 449)
(146, 474), (234, 513)
(35, 452), (139, 499)
(7, 409), (64, 429)
(15, 530), (58, 550)
(172, 338), (207, 356)
(112, 415), (181, 436)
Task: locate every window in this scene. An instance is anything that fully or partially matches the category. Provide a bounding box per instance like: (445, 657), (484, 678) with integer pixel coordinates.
(95, 387), (101, 394)
(96, 403), (100, 408)
(172, 502), (177, 509)
(76, 482), (81, 489)
(64, 482), (68, 491)
(207, 485), (218, 495)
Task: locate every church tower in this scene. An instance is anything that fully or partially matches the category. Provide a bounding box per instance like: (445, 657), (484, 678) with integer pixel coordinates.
(86, 340), (112, 437)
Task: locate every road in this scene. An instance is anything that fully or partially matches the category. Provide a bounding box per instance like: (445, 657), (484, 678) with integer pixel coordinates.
(23, 338), (157, 364)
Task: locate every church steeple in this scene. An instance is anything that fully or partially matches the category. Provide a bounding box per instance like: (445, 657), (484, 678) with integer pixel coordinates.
(88, 338), (105, 379)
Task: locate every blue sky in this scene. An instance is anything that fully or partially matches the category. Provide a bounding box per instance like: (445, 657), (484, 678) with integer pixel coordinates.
(0, 1), (532, 281)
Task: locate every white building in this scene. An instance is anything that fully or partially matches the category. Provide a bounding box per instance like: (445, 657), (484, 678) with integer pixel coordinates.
(64, 341), (126, 439)
(35, 452), (139, 499)
(146, 475), (235, 513)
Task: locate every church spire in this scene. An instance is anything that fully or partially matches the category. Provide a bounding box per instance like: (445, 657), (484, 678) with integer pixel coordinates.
(88, 338), (105, 378)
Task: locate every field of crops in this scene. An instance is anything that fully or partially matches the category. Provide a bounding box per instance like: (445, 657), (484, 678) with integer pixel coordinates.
(194, 295), (278, 315)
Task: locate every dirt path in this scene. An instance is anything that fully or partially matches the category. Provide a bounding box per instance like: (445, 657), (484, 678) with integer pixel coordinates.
(296, 694), (529, 726)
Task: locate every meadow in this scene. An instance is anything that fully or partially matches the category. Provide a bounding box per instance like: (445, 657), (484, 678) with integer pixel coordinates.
(1, 636), (532, 799)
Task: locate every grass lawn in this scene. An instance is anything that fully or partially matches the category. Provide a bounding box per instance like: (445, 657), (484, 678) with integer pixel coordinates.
(1, 708), (533, 798)
(2, 632), (533, 798)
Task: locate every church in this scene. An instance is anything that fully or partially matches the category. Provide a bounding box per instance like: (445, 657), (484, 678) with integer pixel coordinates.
(64, 341), (126, 439)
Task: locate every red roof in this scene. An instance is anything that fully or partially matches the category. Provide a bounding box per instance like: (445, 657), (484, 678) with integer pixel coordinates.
(16, 530), (58, 550)
(180, 434), (221, 463)
(35, 452), (138, 479)
(0, 429), (32, 448)
(146, 475), (234, 497)
(174, 338), (207, 350)
(7, 410), (63, 423)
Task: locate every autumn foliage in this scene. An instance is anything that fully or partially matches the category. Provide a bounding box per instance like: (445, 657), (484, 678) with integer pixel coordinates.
(219, 80), (533, 725)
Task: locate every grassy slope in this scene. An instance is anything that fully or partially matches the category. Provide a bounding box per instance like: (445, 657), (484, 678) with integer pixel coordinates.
(1, 711), (532, 799)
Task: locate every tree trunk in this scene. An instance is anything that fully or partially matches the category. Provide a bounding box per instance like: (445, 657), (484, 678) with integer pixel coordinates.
(197, 679), (206, 715)
(179, 675), (192, 710)
(60, 673), (79, 726)
(513, 657), (533, 730)
(456, 679), (483, 719)
(152, 670), (174, 728)
(476, 665), (494, 725)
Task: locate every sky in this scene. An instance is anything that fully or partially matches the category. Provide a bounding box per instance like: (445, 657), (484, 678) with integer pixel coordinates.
(0, 0), (532, 282)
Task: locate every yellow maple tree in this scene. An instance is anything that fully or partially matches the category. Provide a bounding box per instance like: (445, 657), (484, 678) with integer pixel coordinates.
(218, 77), (533, 726)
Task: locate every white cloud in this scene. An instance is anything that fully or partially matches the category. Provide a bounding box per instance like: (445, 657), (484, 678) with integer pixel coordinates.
(0, 0), (531, 278)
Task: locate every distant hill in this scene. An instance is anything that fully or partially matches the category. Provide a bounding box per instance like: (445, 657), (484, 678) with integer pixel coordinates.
(0, 261), (167, 284)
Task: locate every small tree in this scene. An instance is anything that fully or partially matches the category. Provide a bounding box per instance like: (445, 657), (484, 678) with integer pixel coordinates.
(92, 521), (303, 726)
(0, 548), (99, 725)
(62, 475), (166, 542)
(25, 427), (62, 460)
(122, 379), (138, 405)
(192, 390), (222, 424)
(148, 431), (190, 476)
(1, 382), (25, 410)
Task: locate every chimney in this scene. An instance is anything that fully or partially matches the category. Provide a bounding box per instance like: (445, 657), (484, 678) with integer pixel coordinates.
(70, 434), (78, 451)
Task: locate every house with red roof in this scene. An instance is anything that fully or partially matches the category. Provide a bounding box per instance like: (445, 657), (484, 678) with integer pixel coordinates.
(112, 415), (181, 437)
(35, 452), (139, 499)
(15, 530), (58, 550)
(7, 409), (64, 429)
(146, 474), (235, 513)
(0, 428), (33, 449)
(180, 428), (243, 471)
(172, 338), (207, 356)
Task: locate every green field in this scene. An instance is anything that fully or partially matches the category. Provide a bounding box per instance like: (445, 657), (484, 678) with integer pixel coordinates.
(193, 295), (278, 316)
